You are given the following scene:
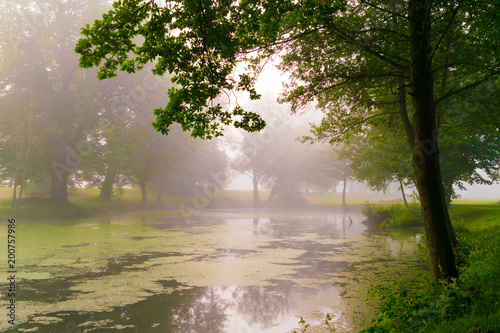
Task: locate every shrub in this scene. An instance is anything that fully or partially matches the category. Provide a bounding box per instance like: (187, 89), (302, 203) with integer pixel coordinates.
(362, 231), (500, 333)
(362, 276), (472, 332)
(361, 202), (423, 227)
(386, 203), (423, 227)
(361, 202), (388, 220)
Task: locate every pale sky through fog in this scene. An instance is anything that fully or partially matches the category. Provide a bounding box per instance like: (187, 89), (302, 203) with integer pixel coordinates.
(226, 66), (500, 199)
(225, 64), (325, 191)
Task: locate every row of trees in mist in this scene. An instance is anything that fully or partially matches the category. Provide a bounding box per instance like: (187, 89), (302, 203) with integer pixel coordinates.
(1, 0), (498, 217)
(0, 0), (357, 214)
(0, 0), (230, 212)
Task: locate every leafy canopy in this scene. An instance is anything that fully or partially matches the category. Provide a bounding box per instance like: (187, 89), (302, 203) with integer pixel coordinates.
(75, 0), (280, 138)
(76, 0), (499, 145)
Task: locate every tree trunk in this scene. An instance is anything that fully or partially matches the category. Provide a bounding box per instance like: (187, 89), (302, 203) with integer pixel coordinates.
(252, 168), (260, 209)
(99, 166), (116, 201)
(409, 0), (458, 280)
(342, 174), (347, 211)
(49, 126), (85, 205)
(442, 180), (458, 246)
(11, 180), (18, 216)
(399, 180), (408, 206)
(12, 182), (25, 216)
(50, 163), (69, 204)
(267, 182), (279, 204)
(140, 179), (147, 209)
(155, 186), (165, 208)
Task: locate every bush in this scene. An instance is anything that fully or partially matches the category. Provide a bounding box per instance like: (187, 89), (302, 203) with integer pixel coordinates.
(362, 276), (471, 333)
(459, 241), (500, 309)
(361, 202), (423, 227)
(386, 203), (423, 227)
(362, 231), (500, 333)
(361, 202), (388, 220)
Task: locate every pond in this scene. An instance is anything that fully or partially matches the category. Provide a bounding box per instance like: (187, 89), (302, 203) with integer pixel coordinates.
(0, 208), (426, 332)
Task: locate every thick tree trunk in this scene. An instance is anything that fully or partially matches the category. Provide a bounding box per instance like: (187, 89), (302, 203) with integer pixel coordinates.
(49, 127), (85, 205)
(50, 164), (69, 204)
(409, 0), (458, 280)
(99, 166), (116, 201)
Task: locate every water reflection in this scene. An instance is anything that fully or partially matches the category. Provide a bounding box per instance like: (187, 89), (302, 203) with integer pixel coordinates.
(234, 281), (294, 329)
(7, 283), (298, 332)
(0, 209), (426, 332)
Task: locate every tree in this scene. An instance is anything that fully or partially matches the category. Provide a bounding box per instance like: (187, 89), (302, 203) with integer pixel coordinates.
(78, 68), (174, 205)
(277, 0), (499, 280)
(317, 149), (354, 211)
(336, 116), (415, 205)
(0, 95), (44, 216)
(0, 0), (115, 204)
(337, 89), (500, 206)
(232, 96), (321, 208)
(233, 133), (269, 208)
(76, 0), (500, 280)
(440, 131), (500, 203)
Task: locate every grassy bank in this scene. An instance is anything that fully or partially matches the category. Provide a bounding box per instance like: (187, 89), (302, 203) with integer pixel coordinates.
(0, 188), (184, 219)
(362, 202), (500, 333)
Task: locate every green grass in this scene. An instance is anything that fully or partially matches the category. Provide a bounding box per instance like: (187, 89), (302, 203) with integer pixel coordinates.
(427, 202), (500, 333)
(0, 187), (276, 219)
(362, 202), (500, 333)
(1, 187), (189, 219)
(303, 192), (403, 210)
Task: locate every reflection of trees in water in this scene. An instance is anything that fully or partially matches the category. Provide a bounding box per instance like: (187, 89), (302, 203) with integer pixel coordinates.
(233, 281), (295, 329)
(172, 287), (228, 333)
(6, 285), (231, 333)
(172, 282), (296, 331)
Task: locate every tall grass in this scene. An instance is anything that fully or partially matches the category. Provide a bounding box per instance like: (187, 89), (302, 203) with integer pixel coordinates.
(362, 203), (500, 333)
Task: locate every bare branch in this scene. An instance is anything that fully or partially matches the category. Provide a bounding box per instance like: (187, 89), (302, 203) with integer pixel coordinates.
(360, 0), (408, 20)
(429, 0), (462, 65)
(435, 72), (499, 105)
(241, 27), (324, 55)
(323, 23), (409, 73)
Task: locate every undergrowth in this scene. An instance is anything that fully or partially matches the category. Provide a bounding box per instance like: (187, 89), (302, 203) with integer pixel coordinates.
(360, 205), (500, 333)
(361, 201), (423, 227)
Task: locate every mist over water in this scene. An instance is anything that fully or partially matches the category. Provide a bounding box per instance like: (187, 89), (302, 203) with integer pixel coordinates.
(0, 209), (425, 333)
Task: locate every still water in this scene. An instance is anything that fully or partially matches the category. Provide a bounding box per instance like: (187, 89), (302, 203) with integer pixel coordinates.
(1, 209), (425, 332)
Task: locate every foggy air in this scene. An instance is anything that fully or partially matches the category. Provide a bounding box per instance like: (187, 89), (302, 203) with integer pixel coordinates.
(0, 0), (498, 332)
